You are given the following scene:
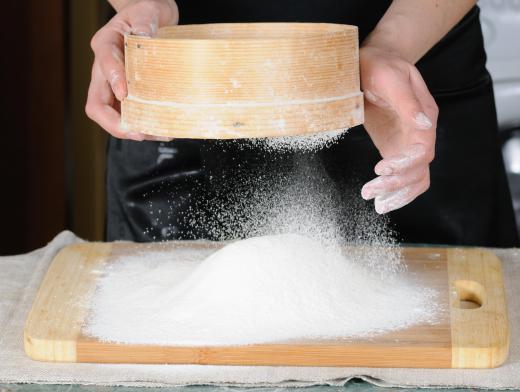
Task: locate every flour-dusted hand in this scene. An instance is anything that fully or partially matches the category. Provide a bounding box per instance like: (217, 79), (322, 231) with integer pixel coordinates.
(86, 0), (178, 141)
(359, 46), (438, 214)
(357, 0), (475, 214)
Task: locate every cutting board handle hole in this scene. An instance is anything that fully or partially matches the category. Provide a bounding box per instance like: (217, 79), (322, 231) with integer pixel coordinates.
(453, 280), (485, 309)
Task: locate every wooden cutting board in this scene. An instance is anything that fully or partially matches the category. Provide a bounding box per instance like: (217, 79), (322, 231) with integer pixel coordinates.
(24, 242), (509, 368)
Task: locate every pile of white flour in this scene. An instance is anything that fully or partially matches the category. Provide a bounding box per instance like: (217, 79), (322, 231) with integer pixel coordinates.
(87, 136), (441, 346)
(85, 234), (440, 346)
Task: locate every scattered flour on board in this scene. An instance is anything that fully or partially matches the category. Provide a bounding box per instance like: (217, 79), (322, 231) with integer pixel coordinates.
(85, 233), (441, 346)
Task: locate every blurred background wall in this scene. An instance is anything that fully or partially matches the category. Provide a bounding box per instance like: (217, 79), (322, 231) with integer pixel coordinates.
(480, 0), (520, 233)
(67, 1), (112, 246)
(0, 1), (519, 255)
(0, 1), (112, 254)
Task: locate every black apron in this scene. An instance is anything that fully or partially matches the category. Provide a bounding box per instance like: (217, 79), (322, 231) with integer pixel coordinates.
(106, 2), (519, 247)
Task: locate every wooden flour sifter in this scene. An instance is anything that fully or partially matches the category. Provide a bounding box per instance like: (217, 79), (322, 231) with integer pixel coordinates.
(121, 23), (364, 139)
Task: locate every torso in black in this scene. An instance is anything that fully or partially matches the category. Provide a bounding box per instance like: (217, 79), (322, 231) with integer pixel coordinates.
(105, 1), (519, 247)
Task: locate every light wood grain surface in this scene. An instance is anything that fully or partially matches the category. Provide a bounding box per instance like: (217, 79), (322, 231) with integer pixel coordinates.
(24, 243), (509, 368)
(447, 248), (510, 368)
(121, 23), (363, 138)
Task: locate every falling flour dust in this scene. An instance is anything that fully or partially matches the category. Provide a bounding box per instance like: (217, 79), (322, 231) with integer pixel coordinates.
(250, 129), (349, 152)
(84, 134), (442, 346)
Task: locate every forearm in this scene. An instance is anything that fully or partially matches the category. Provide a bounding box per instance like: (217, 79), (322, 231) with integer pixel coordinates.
(363, 0), (476, 64)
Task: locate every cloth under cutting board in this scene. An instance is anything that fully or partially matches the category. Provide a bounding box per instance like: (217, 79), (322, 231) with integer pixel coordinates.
(1, 231), (520, 389)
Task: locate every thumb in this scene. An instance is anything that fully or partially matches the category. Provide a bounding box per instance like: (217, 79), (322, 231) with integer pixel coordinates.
(129, 13), (160, 37)
(124, 1), (179, 37)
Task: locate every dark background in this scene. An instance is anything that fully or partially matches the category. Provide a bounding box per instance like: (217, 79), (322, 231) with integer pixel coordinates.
(1, 1), (113, 254)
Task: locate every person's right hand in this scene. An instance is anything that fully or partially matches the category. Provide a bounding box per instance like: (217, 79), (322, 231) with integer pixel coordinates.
(359, 46), (438, 214)
(86, 0), (178, 141)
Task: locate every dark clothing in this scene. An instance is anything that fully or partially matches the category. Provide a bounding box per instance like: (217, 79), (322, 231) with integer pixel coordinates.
(106, 3), (519, 246)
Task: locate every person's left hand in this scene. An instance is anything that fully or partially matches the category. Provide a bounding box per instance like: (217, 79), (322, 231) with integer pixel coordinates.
(359, 46), (438, 214)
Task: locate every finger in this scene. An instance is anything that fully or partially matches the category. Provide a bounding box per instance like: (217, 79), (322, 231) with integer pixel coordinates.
(374, 144), (429, 176)
(128, 12), (160, 37)
(92, 8), (162, 102)
(361, 166), (427, 200)
(86, 61), (140, 140)
(374, 174), (430, 214)
(370, 65), (433, 131)
(114, 1), (161, 37)
(91, 27), (127, 101)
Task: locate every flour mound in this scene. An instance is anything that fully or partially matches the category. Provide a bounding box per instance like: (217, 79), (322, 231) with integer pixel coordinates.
(86, 234), (439, 346)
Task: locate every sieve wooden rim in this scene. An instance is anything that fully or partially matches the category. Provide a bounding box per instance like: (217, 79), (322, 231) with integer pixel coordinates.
(122, 22), (363, 139)
(153, 22), (358, 41)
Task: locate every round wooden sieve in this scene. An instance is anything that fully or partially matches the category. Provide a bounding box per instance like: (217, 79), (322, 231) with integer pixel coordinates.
(122, 23), (364, 139)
